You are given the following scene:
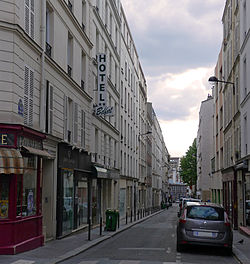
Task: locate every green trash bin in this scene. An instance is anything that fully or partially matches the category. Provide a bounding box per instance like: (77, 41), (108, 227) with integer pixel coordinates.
(105, 209), (118, 231)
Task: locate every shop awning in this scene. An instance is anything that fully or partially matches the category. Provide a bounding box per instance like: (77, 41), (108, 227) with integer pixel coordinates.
(21, 146), (53, 158)
(0, 148), (24, 174)
(92, 166), (108, 178)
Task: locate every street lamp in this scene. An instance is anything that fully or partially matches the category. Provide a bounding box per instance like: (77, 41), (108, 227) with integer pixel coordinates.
(138, 131), (152, 139)
(208, 76), (235, 94)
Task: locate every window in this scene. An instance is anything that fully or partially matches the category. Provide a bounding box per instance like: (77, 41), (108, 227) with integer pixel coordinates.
(67, 33), (73, 77)
(81, 52), (86, 90)
(0, 175), (10, 219)
(24, 65), (34, 127)
(81, 110), (86, 148)
(25, 0), (35, 39)
(16, 156), (38, 217)
(45, 81), (53, 134)
(46, 4), (53, 57)
(82, 1), (86, 30)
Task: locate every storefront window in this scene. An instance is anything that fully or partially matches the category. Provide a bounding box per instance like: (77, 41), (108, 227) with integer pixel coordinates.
(16, 175), (22, 216)
(0, 175), (10, 219)
(77, 180), (88, 227)
(62, 169), (74, 235)
(22, 156), (37, 217)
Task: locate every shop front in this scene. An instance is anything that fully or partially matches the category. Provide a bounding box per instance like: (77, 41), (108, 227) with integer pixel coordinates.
(56, 143), (92, 238)
(0, 124), (51, 254)
(222, 168), (238, 229)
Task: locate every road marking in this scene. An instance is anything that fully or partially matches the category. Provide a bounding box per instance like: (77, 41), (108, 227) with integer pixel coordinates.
(166, 247), (171, 254)
(119, 261), (140, 264)
(79, 261), (98, 264)
(119, 247), (165, 251)
(10, 261), (35, 264)
(171, 233), (175, 238)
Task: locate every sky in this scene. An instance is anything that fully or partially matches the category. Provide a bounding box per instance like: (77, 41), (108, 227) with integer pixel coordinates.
(121, 0), (225, 157)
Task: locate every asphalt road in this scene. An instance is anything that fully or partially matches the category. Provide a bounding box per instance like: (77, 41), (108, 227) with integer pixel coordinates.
(61, 204), (240, 264)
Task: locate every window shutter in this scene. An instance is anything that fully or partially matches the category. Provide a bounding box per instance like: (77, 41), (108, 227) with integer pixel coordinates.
(24, 66), (29, 125)
(64, 95), (68, 141)
(30, 0), (35, 39)
(49, 84), (53, 134)
(25, 0), (29, 35)
(73, 102), (78, 144)
(81, 110), (85, 148)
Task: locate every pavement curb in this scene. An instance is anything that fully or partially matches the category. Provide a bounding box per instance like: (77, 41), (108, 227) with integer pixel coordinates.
(233, 246), (250, 264)
(46, 210), (163, 264)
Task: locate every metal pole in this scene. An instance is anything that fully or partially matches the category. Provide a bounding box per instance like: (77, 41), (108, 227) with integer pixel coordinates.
(100, 216), (102, 236)
(126, 211), (128, 224)
(130, 209), (132, 222)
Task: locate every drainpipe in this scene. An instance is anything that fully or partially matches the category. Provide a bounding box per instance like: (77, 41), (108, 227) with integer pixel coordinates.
(40, 0), (46, 132)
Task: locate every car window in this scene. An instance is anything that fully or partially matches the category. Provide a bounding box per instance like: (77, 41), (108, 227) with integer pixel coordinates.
(246, 202), (250, 209)
(187, 206), (224, 221)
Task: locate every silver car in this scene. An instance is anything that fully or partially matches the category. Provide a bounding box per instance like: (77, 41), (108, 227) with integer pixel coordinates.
(176, 202), (233, 254)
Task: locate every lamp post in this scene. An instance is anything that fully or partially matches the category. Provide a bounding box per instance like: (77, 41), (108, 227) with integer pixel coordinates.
(208, 76), (235, 94)
(208, 75), (238, 229)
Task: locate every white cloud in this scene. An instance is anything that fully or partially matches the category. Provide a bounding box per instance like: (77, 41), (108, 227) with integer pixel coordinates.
(160, 119), (198, 157)
(147, 67), (214, 121)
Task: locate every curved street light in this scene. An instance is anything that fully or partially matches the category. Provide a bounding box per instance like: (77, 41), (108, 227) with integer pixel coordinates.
(208, 76), (235, 94)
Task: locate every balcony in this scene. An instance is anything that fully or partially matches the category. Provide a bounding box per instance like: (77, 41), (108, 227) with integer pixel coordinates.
(67, 130), (71, 143)
(45, 42), (52, 57)
(68, 1), (73, 12)
(81, 80), (85, 91)
(67, 65), (72, 77)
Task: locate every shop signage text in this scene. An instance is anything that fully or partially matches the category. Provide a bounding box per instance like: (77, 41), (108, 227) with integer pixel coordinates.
(94, 53), (114, 116)
(0, 133), (15, 147)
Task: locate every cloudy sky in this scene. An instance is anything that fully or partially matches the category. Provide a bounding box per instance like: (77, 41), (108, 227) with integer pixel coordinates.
(121, 0), (225, 157)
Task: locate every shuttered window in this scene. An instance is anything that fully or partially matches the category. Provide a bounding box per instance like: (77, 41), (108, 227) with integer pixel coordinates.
(25, 0), (35, 39)
(81, 110), (86, 148)
(46, 81), (53, 134)
(24, 65), (34, 127)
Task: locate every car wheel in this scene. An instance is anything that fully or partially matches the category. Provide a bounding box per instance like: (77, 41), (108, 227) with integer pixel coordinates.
(176, 241), (182, 252)
(225, 247), (232, 256)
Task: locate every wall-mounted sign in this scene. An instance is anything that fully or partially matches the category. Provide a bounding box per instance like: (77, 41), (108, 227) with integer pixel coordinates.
(0, 133), (15, 147)
(18, 99), (24, 116)
(94, 53), (114, 116)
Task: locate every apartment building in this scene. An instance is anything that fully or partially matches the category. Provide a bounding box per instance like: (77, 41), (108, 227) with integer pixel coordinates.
(211, 48), (223, 205)
(0, 0), (170, 254)
(238, 0), (250, 226)
(197, 95), (213, 202)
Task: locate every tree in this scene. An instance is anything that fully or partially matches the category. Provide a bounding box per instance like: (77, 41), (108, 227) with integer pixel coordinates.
(180, 139), (197, 191)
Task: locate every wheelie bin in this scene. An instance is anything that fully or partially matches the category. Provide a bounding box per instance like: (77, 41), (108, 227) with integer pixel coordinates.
(105, 209), (118, 231)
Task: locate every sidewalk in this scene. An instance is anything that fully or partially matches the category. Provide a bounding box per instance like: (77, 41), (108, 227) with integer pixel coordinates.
(0, 211), (162, 264)
(1, 211), (250, 264)
(233, 226), (250, 264)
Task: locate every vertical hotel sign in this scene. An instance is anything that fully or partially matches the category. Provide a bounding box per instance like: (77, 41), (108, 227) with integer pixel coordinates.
(94, 54), (114, 116)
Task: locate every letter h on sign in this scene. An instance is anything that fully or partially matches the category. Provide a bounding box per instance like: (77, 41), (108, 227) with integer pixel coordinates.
(97, 54), (107, 107)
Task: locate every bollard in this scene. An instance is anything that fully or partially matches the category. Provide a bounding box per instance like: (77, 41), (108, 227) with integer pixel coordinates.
(126, 212), (128, 224)
(100, 216), (102, 236)
(130, 209), (132, 223)
(117, 212), (120, 228)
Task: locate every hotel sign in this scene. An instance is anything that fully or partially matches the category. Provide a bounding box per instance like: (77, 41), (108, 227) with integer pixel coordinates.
(94, 53), (114, 116)
(0, 133), (15, 147)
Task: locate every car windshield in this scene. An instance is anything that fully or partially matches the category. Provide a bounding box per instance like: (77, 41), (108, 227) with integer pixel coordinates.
(187, 206), (224, 221)
(246, 202), (250, 209)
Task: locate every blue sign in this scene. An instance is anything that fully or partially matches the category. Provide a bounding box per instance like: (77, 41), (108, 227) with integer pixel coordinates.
(18, 99), (23, 116)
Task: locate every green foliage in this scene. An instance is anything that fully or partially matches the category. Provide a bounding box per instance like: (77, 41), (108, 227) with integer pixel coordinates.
(180, 138), (197, 188)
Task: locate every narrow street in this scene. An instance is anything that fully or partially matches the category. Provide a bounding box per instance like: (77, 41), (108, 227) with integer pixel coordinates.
(61, 204), (240, 264)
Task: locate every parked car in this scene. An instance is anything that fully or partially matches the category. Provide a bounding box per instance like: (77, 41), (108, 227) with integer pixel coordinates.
(176, 202), (233, 255)
(178, 198), (201, 217)
(246, 200), (250, 225)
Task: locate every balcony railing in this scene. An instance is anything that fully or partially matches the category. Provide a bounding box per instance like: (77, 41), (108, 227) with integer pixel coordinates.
(67, 65), (72, 77)
(81, 80), (85, 91)
(67, 130), (71, 143)
(68, 1), (73, 12)
(82, 23), (85, 32)
(45, 42), (52, 57)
